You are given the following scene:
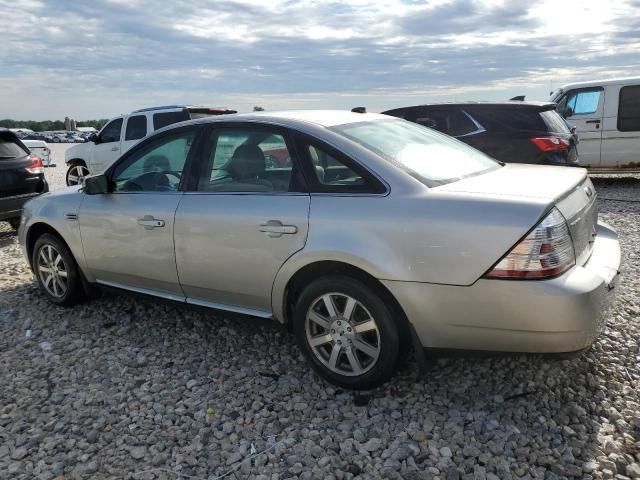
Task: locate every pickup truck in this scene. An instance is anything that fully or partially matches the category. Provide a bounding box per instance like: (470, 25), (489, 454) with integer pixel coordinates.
(65, 105), (236, 185)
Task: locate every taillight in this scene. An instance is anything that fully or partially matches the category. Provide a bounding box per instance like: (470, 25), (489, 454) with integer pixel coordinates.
(530, 136), (570, 152)
(25, 155), (45, 174)
(485, 207), (575, 279)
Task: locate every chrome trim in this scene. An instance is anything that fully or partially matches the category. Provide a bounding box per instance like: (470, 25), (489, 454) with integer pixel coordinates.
(186, 297), (273, 319)
(95, 280), (186, 303)
(456, 111), (487, 138)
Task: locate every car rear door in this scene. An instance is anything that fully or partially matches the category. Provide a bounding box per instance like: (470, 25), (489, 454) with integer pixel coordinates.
(79, 126), (202, 299)
(173, 123), (310, 316)
(556, 87), (604, 167)
(121, 114), (149, 154)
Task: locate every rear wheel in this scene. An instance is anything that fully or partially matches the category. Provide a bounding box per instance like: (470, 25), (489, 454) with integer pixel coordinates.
(32, 233), (83, 306)
(7, 218), (20, 231)
(66, 163), (89, 186)
(293, 275), (400, 389)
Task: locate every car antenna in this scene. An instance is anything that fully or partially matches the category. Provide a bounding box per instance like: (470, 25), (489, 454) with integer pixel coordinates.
(509, 95), (526, 101)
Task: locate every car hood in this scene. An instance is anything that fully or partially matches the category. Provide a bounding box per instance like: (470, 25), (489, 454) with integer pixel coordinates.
(434, 164), (587, 201)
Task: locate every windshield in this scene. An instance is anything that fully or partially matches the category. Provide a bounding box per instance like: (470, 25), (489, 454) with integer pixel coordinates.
(0, 134), (29, 159)
(331, 119), (500, 186)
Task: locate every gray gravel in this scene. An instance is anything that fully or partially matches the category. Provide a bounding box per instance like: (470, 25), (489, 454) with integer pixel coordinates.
(1, 152), (639, 479)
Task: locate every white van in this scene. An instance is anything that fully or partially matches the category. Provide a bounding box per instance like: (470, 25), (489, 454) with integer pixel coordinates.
(550, 77), (640, 171)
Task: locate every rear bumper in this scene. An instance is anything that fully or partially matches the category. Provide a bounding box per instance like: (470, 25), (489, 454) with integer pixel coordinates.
(383, 221), (621, 353)
(0, 182), (49, 221)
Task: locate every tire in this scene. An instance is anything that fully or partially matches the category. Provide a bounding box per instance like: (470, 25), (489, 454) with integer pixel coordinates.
(66, 162), (89, 186)
(32, 233), (83, 306)
(293, 275), (400, 390)
(8, 217), (20, 231)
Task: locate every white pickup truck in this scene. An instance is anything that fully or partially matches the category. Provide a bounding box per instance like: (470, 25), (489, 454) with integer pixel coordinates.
(64, 105), (236, 185)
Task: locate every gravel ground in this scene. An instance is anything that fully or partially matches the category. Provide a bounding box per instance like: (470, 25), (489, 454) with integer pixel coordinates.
(0, 151), (639, 479)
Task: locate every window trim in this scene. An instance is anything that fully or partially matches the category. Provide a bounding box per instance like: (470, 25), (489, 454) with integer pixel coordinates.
(293, 132), (389, 196)
(617, 85), (640, 132)
(185, 122), (308, 195)
(104, 124), (206, 194)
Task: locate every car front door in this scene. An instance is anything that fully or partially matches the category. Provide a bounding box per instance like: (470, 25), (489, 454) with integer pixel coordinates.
(79, 126), (201, 299)
(91, 117), (124, 173)
(174, 124), (310, 316)
(556, 87), (604, 167)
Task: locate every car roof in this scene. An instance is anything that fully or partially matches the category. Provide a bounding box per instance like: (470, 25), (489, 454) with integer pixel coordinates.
(383, 101), (556, 112)
(22, 139), (47, 146)
(557, 76), (640, 90)
(173, 110), (391, 130)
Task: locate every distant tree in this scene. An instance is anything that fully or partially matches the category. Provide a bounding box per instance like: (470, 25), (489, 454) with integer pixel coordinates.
(253, 106), (265, 111)
(0, 118), (109, 131)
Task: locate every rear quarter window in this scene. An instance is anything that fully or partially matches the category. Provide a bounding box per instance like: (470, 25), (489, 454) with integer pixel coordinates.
(481, 108), (547, 132)
(540, 110), (571, 134)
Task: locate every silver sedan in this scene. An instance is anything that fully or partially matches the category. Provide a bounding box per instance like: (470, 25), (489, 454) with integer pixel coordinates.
(19, 111), (621, 389)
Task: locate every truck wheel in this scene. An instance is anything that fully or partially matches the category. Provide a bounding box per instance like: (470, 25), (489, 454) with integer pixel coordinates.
(66, 163), (90, 186)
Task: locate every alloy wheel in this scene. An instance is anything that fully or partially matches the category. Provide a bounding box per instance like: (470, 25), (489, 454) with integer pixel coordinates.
(36, 244), (68, 298)
(67, 165), (89, 185)
(305, 293), (381, 377)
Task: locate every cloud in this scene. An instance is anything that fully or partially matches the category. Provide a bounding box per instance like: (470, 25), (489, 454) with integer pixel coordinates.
(0, 0), (639, 119)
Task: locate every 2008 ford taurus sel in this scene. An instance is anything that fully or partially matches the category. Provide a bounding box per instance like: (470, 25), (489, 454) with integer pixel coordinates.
(19, 111), (621, 389)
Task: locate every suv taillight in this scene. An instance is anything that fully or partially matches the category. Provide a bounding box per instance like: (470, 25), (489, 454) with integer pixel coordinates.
(25, 155), (44, 174)
(530, 136), (570, 152)
(485, 207), (575, 279)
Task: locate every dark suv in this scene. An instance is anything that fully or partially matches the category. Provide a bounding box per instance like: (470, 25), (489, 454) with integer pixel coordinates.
(382, 102), (579, 166)
(0, 128), (48, 230)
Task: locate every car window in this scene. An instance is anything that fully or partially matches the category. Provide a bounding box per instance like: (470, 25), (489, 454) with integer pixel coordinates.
(99, 118), (123, 143)
(304, 143), (380, 193)
(332, 119), (499, 187)
(405, 109), (481, 137)
(0, 133), (29, 159)
(540, 110), (571, 134)
(559, 88), (602, 117)
(153, 110), (190, 130)
(618, 85), (640, 131)
(197, 128), (294, 193)
(125, 115), (147, 141)
(112, 130), (196, 193)
(447, 110), (481, 136)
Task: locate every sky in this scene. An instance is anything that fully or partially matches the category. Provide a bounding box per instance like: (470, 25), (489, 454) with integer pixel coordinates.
(1, 0), (639, 120)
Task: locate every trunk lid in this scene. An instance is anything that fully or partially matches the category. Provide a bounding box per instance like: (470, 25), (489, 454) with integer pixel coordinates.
(436, 164), (598, 266)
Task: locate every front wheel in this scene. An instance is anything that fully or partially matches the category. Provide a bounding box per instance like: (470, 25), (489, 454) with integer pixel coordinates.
(293, 275), (400, 390)
(66, 163), (90, 186)
(32, 233), (83, 306)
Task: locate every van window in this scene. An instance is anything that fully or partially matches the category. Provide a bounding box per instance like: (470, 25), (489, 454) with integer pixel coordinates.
(618, 86), (640, 132)
(558, 88), (602, 117)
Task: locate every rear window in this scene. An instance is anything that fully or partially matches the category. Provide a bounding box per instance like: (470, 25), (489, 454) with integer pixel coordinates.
(331, 119), (500, 187)
(0, 134), (28, 159)
(540, 110), (571, 134)
(153, 110), (190, 130)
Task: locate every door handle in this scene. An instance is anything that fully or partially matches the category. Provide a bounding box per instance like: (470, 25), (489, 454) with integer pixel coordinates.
(585, 120), (601, 124)
(259, 220), (298, 237)
(111, 146), (120, 152)
(137, 215), (165, 230)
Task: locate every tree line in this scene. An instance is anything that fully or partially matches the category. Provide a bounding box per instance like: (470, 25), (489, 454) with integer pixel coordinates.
(0, 119), (110, 132)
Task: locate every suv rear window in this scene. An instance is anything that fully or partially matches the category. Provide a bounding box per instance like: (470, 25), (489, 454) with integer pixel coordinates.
(540, 110), (571, 134)
(0, 134), (28, 159)
(153, 110), (190, 130)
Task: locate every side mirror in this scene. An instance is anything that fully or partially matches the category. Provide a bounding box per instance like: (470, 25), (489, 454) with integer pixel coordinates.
(89, 132), (100, 143)
(83, 174), (110, 195)
(562, 107), (573, 119)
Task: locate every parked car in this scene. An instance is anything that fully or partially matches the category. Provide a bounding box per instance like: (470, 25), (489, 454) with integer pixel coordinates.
(64, 105), (237, 185)
(550, 77), (640, 170)
(0, 128), (48, 230)
(22, 140), (53, 166)
(20, 111), (620, 389)
(382, 102), (579, 166)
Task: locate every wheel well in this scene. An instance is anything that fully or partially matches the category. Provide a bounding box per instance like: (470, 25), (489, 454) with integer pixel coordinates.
(67, 159), (86, 167)
(283, 261), (411, 345)
(25, 223), (65, 269)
